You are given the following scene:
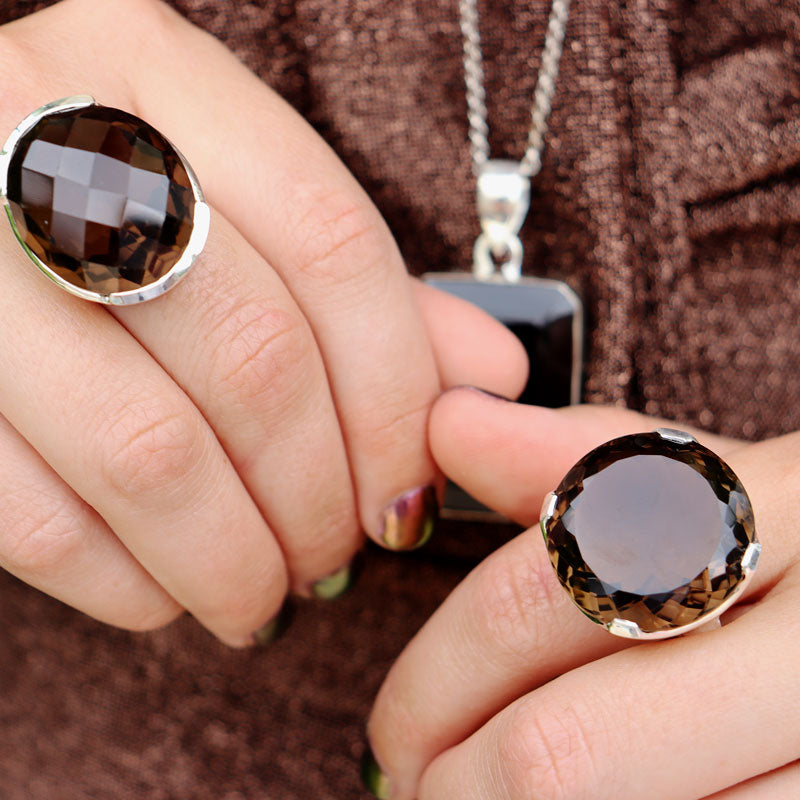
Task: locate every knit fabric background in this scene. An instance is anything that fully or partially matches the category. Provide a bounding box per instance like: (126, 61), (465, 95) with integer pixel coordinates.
(0, 1), (798, 797)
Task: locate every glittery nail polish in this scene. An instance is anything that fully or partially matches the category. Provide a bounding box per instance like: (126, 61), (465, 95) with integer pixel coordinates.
(378, 484), (438, 551)
(361, 743), (391, 799)
(251, 599), (294, 646)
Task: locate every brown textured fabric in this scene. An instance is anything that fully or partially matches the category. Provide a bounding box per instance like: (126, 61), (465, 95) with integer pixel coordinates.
(1, 0), (799, 797)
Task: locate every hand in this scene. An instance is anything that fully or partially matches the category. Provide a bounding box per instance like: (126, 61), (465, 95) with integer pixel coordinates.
(0, 0), (527, 646)
(366, 387), (800, 799)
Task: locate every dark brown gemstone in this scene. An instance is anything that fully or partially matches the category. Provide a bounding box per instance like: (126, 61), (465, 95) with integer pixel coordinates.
(543, 432), (756, 634)
(6, 104), (196, 296)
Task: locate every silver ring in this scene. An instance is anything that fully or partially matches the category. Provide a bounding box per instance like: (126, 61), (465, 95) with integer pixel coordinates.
(0, 96), (209, 305)
(540, 428), (760, 640)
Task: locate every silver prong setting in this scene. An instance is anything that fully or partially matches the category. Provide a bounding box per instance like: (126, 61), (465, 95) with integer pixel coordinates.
(603, 566), (758, 641)
(539, 491), (557, 542)
(540, 491), (557, 522)
(742, 541), (761, 574)
(607, 619), (643, 639)
(655, 428), (696, 445)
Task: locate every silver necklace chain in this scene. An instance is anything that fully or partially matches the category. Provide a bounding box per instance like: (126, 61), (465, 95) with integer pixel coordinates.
(459, 0), (571, 178)
(459, 0), (571, 281)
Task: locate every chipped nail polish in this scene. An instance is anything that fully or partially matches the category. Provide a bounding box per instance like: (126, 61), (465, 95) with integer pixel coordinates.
(361, 743), (391, 799)
(251, 599), (294, 646)
(378, 484), (438, 551)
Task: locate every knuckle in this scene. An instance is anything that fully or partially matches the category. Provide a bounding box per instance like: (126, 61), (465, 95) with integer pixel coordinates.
(473, 545), (563, 666)
(208, 300), (314, 412)
(99, 399), (205, 501)
(2, 489), (91, 577)
(499, 697), (600, 800)
(289, 189), (387, 286)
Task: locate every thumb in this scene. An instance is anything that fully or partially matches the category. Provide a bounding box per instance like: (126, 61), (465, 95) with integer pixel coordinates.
(428, 387), (743, 527)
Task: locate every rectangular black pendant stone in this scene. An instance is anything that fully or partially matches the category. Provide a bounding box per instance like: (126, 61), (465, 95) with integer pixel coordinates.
(423, 272), (584, 520)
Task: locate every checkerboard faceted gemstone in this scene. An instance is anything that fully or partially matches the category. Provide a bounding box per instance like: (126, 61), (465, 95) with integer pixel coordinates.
(543, 432), (756, 634)
(6, 105), (195, 295)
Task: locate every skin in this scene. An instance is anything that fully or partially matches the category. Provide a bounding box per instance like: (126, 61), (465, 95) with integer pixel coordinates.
(366, 390), (800, 799)
(0, 0), (529, 646)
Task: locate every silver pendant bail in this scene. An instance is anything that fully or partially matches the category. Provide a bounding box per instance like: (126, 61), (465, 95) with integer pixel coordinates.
(473, 159), (530, 283)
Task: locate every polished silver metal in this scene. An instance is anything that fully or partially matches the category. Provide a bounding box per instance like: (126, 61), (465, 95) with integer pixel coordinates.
(540, 491), (558, 523)
(742, 541), (762, 573)
(473, 234), (524, 283)
(473, 159), (530, 281)
(538, 430), (761, 642)
(476, 161), (531, 248)
(0, 95), (209, 305)
(459, 0), (571, 177)
(460, 0), (572, 283)
(656, 428), (697, 445)
(607, 619), (643, 639)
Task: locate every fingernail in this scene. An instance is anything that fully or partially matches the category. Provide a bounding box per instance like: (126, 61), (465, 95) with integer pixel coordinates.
(251, 599), (295, 646)
(310, 561), (354, 600)
(361, 742), (391, 799)
(378, 484), (438, 551)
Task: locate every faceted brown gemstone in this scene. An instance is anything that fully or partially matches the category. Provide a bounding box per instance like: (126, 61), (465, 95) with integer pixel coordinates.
(542, 432), (756, 634)
(5, 104), (196, 296)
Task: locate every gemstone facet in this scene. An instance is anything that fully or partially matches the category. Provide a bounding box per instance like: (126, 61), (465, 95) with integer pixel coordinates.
(1, 97), (205, 302)
(542, 432), (757, 636)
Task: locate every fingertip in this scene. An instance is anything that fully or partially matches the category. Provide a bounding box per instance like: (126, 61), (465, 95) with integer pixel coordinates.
(412, 279), (529, 399)
(250, 597), (295, 647)
(375, 484), (439, 551)
(429, 384), (560, 462)
(361, 742), (392, 799)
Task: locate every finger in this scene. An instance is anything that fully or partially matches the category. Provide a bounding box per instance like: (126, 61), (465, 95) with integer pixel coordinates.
(0, 225), (287, 647)
(111, 210), (360, 594)
(704, 762), (800, 800)
(142, 17), (445, 548)
(10, 0), (445, 549)
(419, 576), (800, 800)
(429, 387), (743, 526)
(0, 413), (179, 630)
(370, 405), (792, 797)
(410, 278), (529, 399)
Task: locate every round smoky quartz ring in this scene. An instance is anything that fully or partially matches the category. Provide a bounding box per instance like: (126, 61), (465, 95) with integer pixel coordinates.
(0, 96), (209, 305)
(540, 429), (760, 640)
